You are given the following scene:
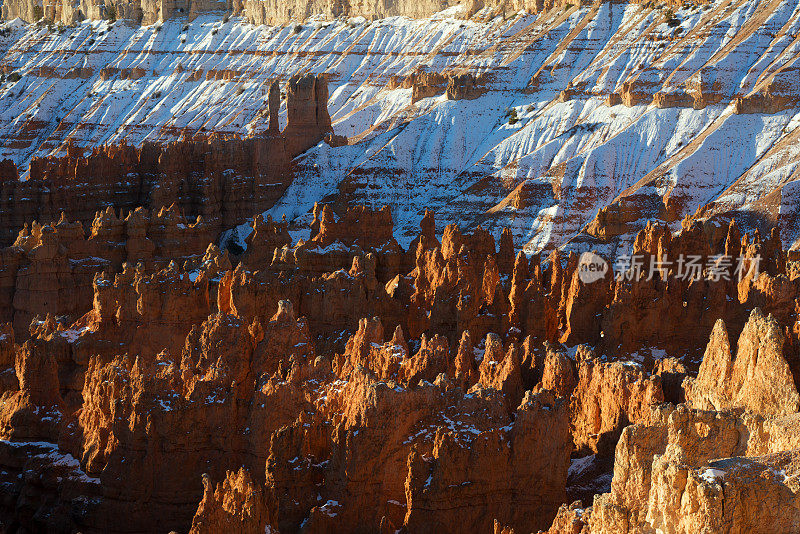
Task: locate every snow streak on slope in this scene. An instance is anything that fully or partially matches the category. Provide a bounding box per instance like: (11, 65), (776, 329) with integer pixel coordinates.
(0, 0), (799, 251)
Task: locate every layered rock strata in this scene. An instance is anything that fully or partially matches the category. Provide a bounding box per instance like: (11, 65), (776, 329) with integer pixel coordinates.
(1, 4), (800, 255)
(0, 74), (332, 247)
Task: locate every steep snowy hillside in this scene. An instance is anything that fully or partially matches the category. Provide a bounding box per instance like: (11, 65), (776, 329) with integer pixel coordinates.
(0, 0), (799, 252)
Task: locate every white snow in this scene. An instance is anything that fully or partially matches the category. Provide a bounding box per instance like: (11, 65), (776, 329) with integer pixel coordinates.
(699, 467), (726, 483)
(568, 454), (596, 478)
(0, 440), (100, 484)
(0, 0), (796, 252)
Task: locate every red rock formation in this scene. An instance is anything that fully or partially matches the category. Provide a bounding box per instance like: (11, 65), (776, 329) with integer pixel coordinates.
(283, 74), (333, 157)
(684, 308), (800, 417)
(190, 468), (268, 534)
(402, 70), (488, 103)
(0, 206), (799, 533)
(570, 359), (664, 456)
(474, 333), (524, 411)
(0, 75), (335, 247)
(403, 390), (570, 534)
(408, 223), (507, 344)
(576, 405), (800, 533)
(452, 330), (479, 388)
(536, 344), (577, 398)
(407, 71), (449, 103)
(0, 330), (63, 441)
(240, 213), (291, 269)
(0, 207), (216, 338)
(446, 73), (488, 101)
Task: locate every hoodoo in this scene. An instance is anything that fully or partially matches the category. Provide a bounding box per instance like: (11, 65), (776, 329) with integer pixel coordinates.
(1, 0), (800, 531)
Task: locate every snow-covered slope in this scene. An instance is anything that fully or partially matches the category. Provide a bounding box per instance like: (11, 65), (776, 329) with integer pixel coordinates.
(0, 0), (799, 252)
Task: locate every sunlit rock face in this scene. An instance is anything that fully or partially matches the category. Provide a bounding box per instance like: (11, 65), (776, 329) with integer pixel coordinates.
(0, 200), (799, 532)
(0, 3), (800, 531)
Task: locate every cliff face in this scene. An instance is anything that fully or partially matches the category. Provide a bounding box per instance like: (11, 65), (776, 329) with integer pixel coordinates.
(0, 74), (331, 247)
(0, 1), (799, 254)
(2, 3), (800, 530)
(2, 0), (228, 24)
(558, 405), (800, 534)
(241, 0), (465, 27)
(2, 0), (558, 25)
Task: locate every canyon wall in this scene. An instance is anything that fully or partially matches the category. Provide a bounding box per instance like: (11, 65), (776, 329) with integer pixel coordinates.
(0, 2), (798, 256)
(2, 0), (228, 24)
(2, 0), (565, 25)
(0, 74), (331, 247)
(0, 3), (799, 532)
(0, 204), (799, 532)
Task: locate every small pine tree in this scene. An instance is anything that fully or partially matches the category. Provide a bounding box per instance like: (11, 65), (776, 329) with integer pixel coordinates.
(506, 108), (519, 125)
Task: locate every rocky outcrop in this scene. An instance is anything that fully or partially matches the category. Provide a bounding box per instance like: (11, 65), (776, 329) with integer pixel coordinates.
(241, 0), (463, 26)
(474, 333), (524, 411)
(446, 73), (488, 100)
(584, 195), (669, 242)
(0, 74), (332, 248)
(576, 406), (800, 534)
(403, 390), (570, 534)
(0, 329), (63, 441)
(4, 0), (227, 23)
(283, 74), (333, 158)
(570, 359), (664, 456)
(685, 308), (800, 417)
(239, 213), (291, 268)
(190, 468), (268, 534)
(733, 66), (800, 115)
(393, 70), (489, 104)
(0, 207), (215, 338)
(1, 205), (800, 533)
